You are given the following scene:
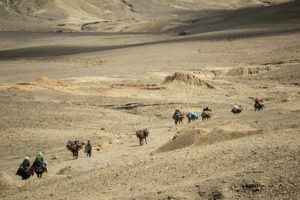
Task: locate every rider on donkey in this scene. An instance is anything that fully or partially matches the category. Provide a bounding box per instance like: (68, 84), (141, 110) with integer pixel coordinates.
(173, 108), (182, 119)
(16, 157), (31, 179)
(20, 156), (30, 170)
(31, 152), (48, 178)
(33, 152), (47, 170)
(203, 105), (212, 112)
(33, 152), (43, 166)
(255, 98), (264, 106)
(254, 97), (264, 111)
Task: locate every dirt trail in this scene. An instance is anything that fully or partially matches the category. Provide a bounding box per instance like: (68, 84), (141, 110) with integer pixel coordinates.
(49, 126), (173, 175)
(0, 1), (300, 199)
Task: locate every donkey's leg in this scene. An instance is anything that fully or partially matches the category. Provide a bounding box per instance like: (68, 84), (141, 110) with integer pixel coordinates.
(73, 150), (77, 159)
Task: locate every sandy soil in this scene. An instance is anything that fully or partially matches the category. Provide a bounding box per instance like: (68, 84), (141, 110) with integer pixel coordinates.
(0, 1), (300, 200)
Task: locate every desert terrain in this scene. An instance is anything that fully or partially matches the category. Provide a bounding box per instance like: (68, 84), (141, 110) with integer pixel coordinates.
(0, 0), (299, 199)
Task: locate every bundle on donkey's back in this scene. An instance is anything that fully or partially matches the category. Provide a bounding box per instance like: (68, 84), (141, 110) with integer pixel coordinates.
(66, 140), (85, 159)
(173, 108), (184, 125)
(231, 103), (243, 114)
(16, 157), (32, 180)
(186, 111), (199, 123)
(254, 98), (264, 111)
(136, 129), (149, 146)
(201, 105), (212, 120)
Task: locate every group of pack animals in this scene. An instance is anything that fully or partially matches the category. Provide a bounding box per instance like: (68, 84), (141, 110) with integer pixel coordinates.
(173, 100), (264, 125)
(16, 100), (264, 180)
(66, 140), (92, 160)
(138, 100), (264, 147)
(16, 141), (92, 180)
(16, 153), (48, 180)
(173, 110), (212, 125)
(16, 163), (47, 180)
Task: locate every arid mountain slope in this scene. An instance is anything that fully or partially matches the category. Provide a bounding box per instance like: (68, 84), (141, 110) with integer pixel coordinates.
(0, 0), (297, 32)
(0, 1), (299, 200)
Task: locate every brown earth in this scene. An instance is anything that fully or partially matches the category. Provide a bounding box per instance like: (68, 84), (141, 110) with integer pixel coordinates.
(0, 0), (299, 199)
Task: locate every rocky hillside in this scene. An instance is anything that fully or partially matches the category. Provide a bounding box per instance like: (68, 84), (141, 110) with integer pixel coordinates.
(0, 0), (296, 32)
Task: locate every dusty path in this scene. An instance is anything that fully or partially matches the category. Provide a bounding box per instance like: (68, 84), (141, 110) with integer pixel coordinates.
(0, 1), (299, 199)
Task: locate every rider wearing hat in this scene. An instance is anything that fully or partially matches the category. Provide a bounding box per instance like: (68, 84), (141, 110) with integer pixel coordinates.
(33, 152), (44, 168)
(20, 156), (30, 171)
